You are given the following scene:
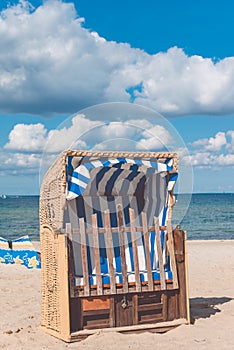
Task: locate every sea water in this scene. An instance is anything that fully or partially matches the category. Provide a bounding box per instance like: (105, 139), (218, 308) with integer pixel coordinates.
(174, 193), (234, 240)
(0, 196), (39, 241)
(0, 194), (233, 241)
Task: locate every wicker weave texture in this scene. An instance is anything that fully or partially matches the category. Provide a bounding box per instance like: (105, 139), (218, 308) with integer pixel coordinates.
(40, 152), (66, 231)
(40, 226), (61, 331)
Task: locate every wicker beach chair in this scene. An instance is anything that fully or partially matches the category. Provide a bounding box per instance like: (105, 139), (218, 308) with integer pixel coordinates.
(40, 150), (190, 342)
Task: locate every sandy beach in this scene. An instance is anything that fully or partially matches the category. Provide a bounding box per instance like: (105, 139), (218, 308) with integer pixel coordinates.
(1, 240), (234, 350)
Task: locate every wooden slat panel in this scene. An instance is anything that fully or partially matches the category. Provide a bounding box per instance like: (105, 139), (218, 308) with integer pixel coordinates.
(109, 296), (115, 327)
(83, 319), (110, 329)
(167, 221), (178, 289)
(161, 293), (168, 321)
(129, 208), (141, 292)
(83, 297), (110, 310)
(141, 212), (153, 291)
(138, 303), (163, 312)
(132, 294), (138, 325)
(79, 217), (90, 296)
(154, 217), (166, 290)
(72, 226), (167, 234)
(138, 315), (163, 324)
(117, 205), (128, 293)
(83, 309), (110, 317)
(173, 228), (189, 321)
(104, 210), (116, 294)
(70, 297), (82, 332)
(92, 214), (103, 295)
(184, 230), (191, 324)
(74, 282), (175, 297)
(167, 292), (179, 320)
(80, 293), (84, 329)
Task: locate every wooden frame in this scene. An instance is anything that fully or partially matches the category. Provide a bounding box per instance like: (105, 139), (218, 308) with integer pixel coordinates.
(40, 150), (190, 342)
(67, 208), (179, 297)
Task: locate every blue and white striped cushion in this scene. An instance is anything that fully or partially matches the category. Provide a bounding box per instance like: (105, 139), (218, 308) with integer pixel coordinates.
(67, 157), (177, 200)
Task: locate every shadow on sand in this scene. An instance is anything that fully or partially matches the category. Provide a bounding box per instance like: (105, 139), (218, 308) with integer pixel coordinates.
(190, 297), (233, 323)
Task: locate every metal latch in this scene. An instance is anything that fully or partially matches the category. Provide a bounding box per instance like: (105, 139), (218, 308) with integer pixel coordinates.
(121, 296), (128, 309)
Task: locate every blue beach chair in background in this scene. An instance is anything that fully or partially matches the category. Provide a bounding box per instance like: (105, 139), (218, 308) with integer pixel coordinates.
(0, 235), (41, 269)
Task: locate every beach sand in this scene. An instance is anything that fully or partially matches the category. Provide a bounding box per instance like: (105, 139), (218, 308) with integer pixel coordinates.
(1, 240), (234, 349)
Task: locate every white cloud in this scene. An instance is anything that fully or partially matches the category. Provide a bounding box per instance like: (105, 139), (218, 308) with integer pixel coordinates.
(4, 115), (172, 154)
(216, 153), (234, 166)
(183, 152), (215, 167)
(0, 150), (41, 175)
(2, 113), (178, 176)
(184, 130), (234, 168)
(136, 125), (172, 150)
(85, 121), (139, 142)
(4, 123), (47, 152)
(227, 130), (234, 152)
(46, 114), (102, 152)
(3, 114), (102, 153)
(0, 1), (234, 116)
(191, 132), (227, 152)
(185, 152), (234, 167)
(82, 120), (172, 151)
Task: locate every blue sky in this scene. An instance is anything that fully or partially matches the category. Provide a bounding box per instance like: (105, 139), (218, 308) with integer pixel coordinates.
(0, 0), (233, 194)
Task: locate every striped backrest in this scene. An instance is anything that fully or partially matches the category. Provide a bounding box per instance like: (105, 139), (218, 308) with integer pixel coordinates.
(64, 155), (178, 289)
(66, 156), (176, 200)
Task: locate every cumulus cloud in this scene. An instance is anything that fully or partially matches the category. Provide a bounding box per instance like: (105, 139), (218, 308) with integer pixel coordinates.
(0, 1), (234, 116)
(191, 131), (227, 152)
(2, 117), (233, 180)
(184, 130), (234, 167)
(46, 114), (102, 152)
(136, 125), (172, 150)
(1, 113), (177, 176)
(4, 115), (172, 154)
(0, 150), (42, 175)
(3, 114), (103, 153)
(227, 130), (234, 152)
(216, 153), (234, 166)
(4, 123), (47, 152)
(184, 152), (234, 167)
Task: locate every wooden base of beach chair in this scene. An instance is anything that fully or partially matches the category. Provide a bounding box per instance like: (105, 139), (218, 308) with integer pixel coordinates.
(41, 318), (187, 343)
(40, 225), (189, 342)
(69, 289), (185, 332)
